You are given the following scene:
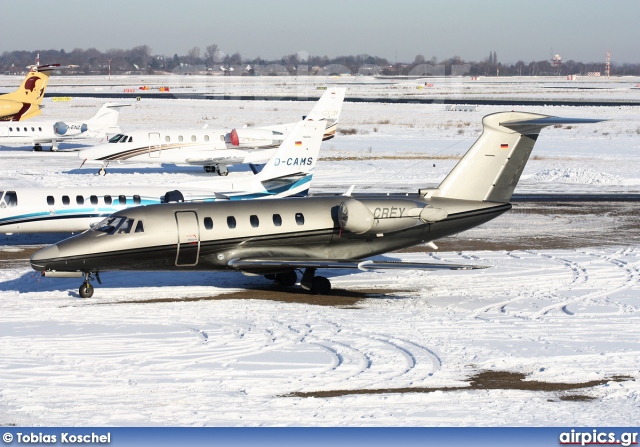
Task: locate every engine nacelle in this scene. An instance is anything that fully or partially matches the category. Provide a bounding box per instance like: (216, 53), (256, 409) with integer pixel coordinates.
(54, 121), (88, 136)
(339, 198), (449, 235)
(226, 128), (284, 148)
(338, 199), (374, 234)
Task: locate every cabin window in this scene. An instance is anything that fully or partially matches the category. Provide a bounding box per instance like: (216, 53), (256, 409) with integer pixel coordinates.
(191, 135), (196, 142)
(134, 220), (144, 233)
(204, 135), (209, 142)
(204, 217), (213, 230)
(23, 127), (27, 131)
(16, 128), (19, 132)
(38, 127), (42, 131)
(2, 191), (17, 208)
(295, 213), (305, 225)
(118, 195), (126, 205)
(62, 195), (70, 205)
(90, 195), (98, 205)
(178, 135), (184, 142)
(250, 215), (260, 228)
(31, 127), (35, 131)
(46, 196), (55, 206)
(227, 216), (236, 229)
(108, 134), (123, 143)
(273, 214), (282, 226)
(76, 195), (84, 205)
(133, 195), (141, 205)
(104, 195), (112, 205)
(8, 127), (12, 131)
(165, 135), (170, 142)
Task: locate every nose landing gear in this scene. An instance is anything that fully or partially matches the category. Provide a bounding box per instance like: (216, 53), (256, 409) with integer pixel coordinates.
(79, 271), (101, 298)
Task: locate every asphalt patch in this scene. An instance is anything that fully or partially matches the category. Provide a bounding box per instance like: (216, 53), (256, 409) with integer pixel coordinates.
(82, 287), (409, 308)
(284, 370), (632, 399)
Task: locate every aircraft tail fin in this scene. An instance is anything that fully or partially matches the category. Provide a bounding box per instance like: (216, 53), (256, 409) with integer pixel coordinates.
(305, 87), (346, 140)
(255, 119), (325, 182)
(0, 66), (58, 121)
(86, 103), (130, 137)
(431, 112), (603, 202)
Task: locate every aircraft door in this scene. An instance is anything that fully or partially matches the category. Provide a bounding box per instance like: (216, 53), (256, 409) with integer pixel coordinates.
(175, 211), (200, 266)
(0, 127), (8, 137)
(149, 132), (161, 158)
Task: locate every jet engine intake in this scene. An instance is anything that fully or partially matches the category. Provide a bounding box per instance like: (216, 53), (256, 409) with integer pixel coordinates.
(227, 128), (284, 148)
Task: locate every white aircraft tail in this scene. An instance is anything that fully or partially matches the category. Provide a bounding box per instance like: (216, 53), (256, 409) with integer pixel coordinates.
(85, 103), (130, 137)
(264, 88), (346, 140)
(305, 87), (346, 139)
(255, 119), (325, 182)
(431, 112), (603, 202)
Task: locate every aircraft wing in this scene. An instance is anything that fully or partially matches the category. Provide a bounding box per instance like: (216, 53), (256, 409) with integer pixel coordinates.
(184, 157), (246, 165)
(227, 258), (489, 272)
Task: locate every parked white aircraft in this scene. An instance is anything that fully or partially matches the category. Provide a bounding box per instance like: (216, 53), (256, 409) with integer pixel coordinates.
(78, 88), (346, 175)
(0, 119), (325, 234)
(0, 103), (129, 151)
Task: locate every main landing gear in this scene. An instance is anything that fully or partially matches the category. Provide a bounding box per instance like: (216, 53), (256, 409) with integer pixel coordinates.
(33, 144), (43, 151)
(79, 272), (101, 298)
(204, 163), (229, 176)
(266, 268), (332, 295)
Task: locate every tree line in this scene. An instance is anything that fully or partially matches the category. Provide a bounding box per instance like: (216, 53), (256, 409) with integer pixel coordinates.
(1, 45), (638, 76)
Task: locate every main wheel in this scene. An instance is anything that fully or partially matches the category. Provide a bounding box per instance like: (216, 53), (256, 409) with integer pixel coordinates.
(79, 282), (94, 298)
(275, 270), (297, 287)
(311, 276), (331, 295)
(33, 144), (42, 152)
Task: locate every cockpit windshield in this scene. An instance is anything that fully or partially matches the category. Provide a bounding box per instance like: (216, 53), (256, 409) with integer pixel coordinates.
(92, 216), (137, 235)
(108, 134), (124, 143)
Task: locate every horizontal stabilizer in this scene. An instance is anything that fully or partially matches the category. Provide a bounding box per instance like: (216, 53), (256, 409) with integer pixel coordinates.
(500, 117), (604, 128)
(228, 258), (488, 272)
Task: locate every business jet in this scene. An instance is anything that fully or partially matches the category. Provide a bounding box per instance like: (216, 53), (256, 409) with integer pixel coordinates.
(31, 111), (602, 298)
(0, 64), (59, 121)
(0, 103), (129, 151)
(78, 87), (345, 176)
(1, 119), (325, 235)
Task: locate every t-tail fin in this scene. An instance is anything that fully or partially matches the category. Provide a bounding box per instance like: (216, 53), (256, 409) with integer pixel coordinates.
(431, 112), (603, 202)
(86, 103), (130, 137)
(0, 65), (59, 121)
(305, 87), (346, 140)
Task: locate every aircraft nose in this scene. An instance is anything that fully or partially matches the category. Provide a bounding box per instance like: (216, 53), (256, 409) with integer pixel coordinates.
(30, 245), (60, 270)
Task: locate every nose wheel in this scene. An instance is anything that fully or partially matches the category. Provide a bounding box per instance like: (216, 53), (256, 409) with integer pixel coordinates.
(79, 282), (94, 298)
(79, 272), (101, 298)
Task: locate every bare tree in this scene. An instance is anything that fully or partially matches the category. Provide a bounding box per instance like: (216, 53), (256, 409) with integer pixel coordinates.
(187, 46), (201, 64)
(204, 44), (219, 66)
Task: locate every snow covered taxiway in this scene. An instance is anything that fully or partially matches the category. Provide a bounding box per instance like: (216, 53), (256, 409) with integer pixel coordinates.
(0, 78), (639, 425)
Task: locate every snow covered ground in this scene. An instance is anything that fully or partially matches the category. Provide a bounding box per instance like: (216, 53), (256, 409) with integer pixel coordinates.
(0, 77), (639, 426)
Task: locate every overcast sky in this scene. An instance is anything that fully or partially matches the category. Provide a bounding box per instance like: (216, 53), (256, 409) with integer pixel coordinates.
(1, 0), (638, 64)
